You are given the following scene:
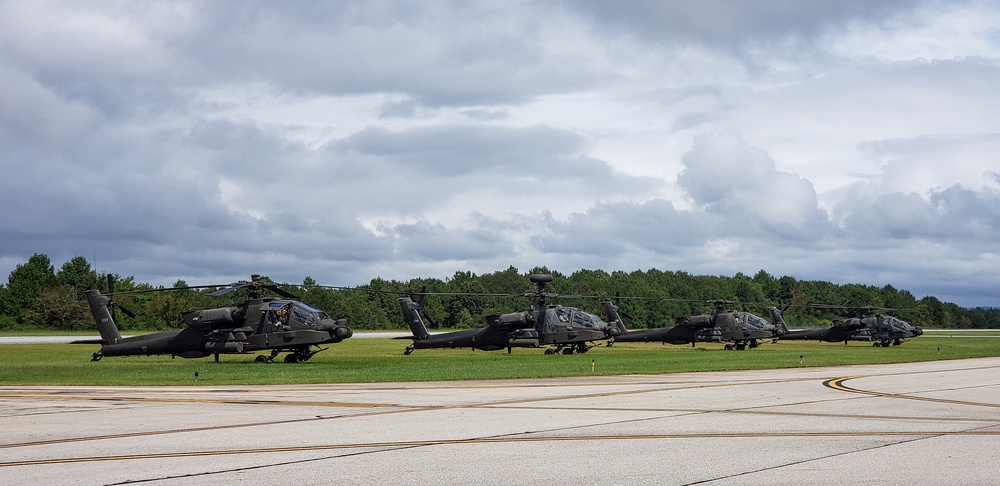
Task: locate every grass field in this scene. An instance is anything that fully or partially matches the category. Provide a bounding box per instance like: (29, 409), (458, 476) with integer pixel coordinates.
(1, 331), (998, 386)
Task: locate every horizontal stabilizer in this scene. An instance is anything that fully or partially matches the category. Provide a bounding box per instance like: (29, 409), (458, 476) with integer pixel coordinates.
(69, 338), (106, 345)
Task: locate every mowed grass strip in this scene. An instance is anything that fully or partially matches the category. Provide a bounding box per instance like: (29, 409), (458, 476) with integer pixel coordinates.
(0, 334), (998, 386)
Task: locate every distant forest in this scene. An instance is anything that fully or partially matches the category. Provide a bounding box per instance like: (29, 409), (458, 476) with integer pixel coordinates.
(2, 253), (999, 332)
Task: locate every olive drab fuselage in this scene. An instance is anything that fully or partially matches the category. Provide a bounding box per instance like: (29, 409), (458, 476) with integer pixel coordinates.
(603, 301), (715, 346)
(399, 296), (620, 354)
(81, 289), (352, 361)
(844, 314), (923, 346)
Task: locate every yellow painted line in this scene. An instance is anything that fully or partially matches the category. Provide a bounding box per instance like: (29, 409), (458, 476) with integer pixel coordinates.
(5, 430), (1000, 468)
(0, 416), (334, 450)
(824, 377), (1000, 408)
(0, 376), (818, 415)
(491, 405), (1000, 423)
(0, 380), (811, 451)
(4, 368), (996, 452)
(0, 392), (399, 409)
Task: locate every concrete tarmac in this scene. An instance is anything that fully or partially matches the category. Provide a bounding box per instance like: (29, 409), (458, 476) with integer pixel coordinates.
(1, 357), (998, 485)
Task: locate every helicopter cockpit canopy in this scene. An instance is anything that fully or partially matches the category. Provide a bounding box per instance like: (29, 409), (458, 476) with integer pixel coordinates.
(882, 316), (915, 332)
(736, 312), (770, 330)
(552, 306), (608, 330)
(268, 301), (331, 328)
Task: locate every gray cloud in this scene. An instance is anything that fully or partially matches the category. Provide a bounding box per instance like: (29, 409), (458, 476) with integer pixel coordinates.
(567, 1), (918, 50)
(678, 130), (833, 240)
(1, 1), (998, 307)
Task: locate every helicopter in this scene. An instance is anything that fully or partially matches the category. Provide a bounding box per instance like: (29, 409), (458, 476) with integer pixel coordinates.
(602, 300), (715, 346)
(73, 275), (353, 362)
(841, 308), (923, 346)
(397, 273), (621, 355)
(691, 301), (785, 350)
(767, 307), (867, 344)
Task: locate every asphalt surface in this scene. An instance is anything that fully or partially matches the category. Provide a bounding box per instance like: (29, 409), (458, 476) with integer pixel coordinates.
(1, 357), (998, 485)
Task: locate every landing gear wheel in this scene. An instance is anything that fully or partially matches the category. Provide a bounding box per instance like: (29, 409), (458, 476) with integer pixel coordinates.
(255, 355), (269, 364)
(724, 344), (734, 351)
(544, 348), (556, 355)
(284, 354), (299, 363)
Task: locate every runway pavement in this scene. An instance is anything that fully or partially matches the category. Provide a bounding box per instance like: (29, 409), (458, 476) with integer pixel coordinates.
(1, 357), (998, 485)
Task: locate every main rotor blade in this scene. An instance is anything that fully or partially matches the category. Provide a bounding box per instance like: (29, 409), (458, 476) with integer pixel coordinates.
(208, 287), (238, 297)
(263, 284), (298, 299)
(116, 304), (137, 319)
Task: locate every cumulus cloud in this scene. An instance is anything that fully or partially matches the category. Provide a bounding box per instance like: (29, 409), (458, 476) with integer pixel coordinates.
(677, 131), (831, 239)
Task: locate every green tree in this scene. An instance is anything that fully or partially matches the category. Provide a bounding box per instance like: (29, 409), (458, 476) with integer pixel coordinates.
(444, 271), (486, 328)
(752, 269), (779, 302)
(1, 253), (57, 324)
(146, 292), (189, 329)
(57, 256), (99, 294)
(37, 285), (90, 329)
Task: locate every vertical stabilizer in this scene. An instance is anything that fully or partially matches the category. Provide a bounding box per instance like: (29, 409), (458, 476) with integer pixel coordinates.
(398, 297), (431, 341)
(85, 290), (122, 344)
(767, 307), (789, 335)
(602, 301), (628, 335)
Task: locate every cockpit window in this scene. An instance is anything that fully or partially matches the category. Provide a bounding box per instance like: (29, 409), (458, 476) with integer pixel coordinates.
(570, 309), (602, 328)
(885, 316), (911, 330)
(285, 302), (329, 328)
(295, 302), (330, 320)
(736, 312), (768, 329)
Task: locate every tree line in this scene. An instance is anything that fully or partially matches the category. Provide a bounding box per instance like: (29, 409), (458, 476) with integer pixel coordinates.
(2, 253), (998, 332)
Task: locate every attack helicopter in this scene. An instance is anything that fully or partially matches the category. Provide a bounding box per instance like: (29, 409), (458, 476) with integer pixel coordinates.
(602, 300), (715, 346)
(842, 308), (923, 346)
(73, 275), (353, 362)
(767, 307), (867, 344)
(397, 273), (621, 355)
(691, 301), (785, 350)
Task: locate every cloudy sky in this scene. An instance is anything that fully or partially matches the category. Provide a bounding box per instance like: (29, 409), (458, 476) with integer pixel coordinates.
(2, 0), (998, 306)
